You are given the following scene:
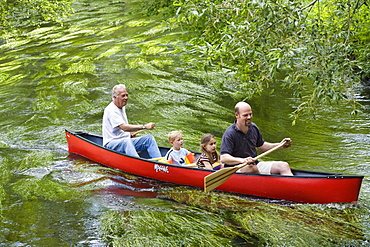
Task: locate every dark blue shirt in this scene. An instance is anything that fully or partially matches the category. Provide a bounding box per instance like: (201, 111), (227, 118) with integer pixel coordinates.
(220, 122), (264, 159)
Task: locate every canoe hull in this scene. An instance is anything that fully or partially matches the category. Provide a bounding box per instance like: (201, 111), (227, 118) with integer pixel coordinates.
(65, 129), (363, 204)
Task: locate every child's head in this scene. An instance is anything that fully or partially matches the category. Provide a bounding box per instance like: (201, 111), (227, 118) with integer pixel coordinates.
(200, 133), (217, 154)
(168, 131), (183, 150)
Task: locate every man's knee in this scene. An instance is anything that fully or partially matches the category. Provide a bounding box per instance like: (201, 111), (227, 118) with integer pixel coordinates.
(239, 164), (259, 174)
(280, 162), (290, 170)
(273, 161), (293, 175)
(142, 134), (156, 143)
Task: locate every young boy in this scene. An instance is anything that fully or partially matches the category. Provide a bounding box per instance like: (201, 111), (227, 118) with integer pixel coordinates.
(164, 131), (194, 165)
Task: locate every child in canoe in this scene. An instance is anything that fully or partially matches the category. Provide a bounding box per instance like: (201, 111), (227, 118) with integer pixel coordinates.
(164, 131), (195, 165)
(196, 133), (223, 170)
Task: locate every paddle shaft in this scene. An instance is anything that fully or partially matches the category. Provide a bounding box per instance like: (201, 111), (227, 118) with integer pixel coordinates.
(204, 141), (287, 192)
(132, 129), (146, 136)
(251, 141), (287, 163)
(227, 140), (287, 172)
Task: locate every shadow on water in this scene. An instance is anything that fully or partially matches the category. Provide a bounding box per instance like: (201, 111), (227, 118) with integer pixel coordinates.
(63, 155), (368, 246)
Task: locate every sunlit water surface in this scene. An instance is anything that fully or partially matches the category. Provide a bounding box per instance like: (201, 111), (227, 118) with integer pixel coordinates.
(0, 0), (369, 246)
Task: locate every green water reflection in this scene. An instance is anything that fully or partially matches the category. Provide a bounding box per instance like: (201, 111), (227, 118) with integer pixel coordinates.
(0, 0), (369, 246)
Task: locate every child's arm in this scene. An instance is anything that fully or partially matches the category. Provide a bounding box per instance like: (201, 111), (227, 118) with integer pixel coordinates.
(202, 161), (214, 170)
(164, 150), (176, 164)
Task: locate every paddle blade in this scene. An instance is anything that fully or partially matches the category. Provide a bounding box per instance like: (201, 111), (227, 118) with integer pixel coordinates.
(204, 164), (246, 192)
(204, 141), (288, 192)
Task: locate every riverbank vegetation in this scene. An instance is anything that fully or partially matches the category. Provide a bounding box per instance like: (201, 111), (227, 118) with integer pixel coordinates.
(0, 0), (73, 36)
(1, 0), (369, 122)
(145, 0), (370, 123)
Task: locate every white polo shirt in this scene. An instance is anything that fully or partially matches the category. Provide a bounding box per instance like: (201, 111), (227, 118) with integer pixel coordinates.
(102, 102), (130, 146)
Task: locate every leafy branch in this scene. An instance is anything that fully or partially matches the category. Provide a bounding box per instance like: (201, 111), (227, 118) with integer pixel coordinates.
(0, 0), (73, 36)
(148, 0), (369, 121)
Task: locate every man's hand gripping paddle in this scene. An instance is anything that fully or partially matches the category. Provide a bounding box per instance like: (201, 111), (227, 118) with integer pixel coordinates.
(204, 141), (287, 193)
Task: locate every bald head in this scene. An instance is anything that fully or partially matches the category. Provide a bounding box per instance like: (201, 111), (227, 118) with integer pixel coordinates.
(235, 102), (251, 114)
(234, 102), (253, 128)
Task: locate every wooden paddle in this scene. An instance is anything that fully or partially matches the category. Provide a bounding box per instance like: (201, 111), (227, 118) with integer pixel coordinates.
(131, 129), (146, 137)
(204, 141), (287, 193)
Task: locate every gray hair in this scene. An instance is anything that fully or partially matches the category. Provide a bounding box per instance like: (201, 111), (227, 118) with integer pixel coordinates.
(112, 84), (126, 98)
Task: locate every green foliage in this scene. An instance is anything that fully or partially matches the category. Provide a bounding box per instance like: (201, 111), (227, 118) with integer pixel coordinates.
(144, 0), (178, 16)
(100, 210), (250, 246)
(0, 156), (12, 209)
(8, 151), (88, 201)
(11, 176), (86, 201)
(230, 204), (365, 246)
(147, 0), (370, 121)
(99, 188), (365, 246)
(15, 150), (55, 172)
(0, 0), (73, 36)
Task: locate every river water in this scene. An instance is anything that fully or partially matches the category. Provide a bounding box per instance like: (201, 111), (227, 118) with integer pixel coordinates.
(0, 0), (369, 246)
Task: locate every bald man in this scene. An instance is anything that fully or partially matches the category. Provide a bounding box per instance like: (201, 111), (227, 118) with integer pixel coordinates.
(220, 102), (293, 175)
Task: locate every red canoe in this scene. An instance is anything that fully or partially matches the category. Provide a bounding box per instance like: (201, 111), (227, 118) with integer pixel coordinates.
(65, 129), (363, 204)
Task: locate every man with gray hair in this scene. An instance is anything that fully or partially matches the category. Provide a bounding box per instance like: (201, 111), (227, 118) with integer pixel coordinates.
(102, 84), (161, 158)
